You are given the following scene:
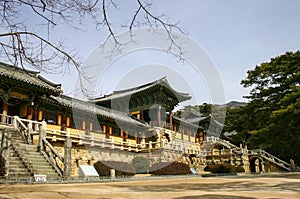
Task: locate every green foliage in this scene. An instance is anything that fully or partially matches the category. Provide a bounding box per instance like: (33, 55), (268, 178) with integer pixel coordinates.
(94, 161), (135, 177)
(204, 164), (245, 173)
(149, 162), (192, 175)
(132, 156), (150, 174)
(226, 51), (300, 163)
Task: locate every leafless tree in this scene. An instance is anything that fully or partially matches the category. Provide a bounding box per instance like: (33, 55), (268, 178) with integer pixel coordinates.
(0, 0), (184, 80)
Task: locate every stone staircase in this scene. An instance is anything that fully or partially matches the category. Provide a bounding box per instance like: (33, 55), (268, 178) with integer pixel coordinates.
(6, 145), (31, 177)
(2, 129), (59, 178)
(202, 136), (293, 172)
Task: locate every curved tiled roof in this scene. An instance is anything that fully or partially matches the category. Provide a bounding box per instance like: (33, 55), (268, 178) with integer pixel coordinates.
(91, 76), (191, 103)
(0, 62), (61, 94)
(50, 95), (149, 128)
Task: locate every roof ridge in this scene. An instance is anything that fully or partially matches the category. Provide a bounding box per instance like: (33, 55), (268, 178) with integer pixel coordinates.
(90, 76), (191, 102)
(0, 62), (61, 94)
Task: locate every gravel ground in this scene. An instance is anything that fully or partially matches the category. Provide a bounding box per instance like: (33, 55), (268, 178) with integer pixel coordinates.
(0, 173), (299, 199)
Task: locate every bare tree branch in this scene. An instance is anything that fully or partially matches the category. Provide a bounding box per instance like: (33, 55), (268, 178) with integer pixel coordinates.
(102, 0), (119, 44)
(0, 0), (186, 94)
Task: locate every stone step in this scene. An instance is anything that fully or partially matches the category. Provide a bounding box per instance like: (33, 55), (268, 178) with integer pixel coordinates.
(27, 161), (52, 166)
(8, 168), (30, 173)
(8, 152), (20, 157)
(22, 157), (50, 163)
(7, 173), (32, 178)
(21, 152), (42, 157)
(11, 133), (23, 138)
(14, 144), (38, 150)
(7, 163), (27, 169)
(24, 152), (45, 156)
(34, 170), (57, 175)
(33, 170), (57, 176)
(11, 134), (23, 139)
(7, 133), (60, 178)
(40, 174), (59, 178)
(8, 156), (23, 161)
(31, 165), (54, 170)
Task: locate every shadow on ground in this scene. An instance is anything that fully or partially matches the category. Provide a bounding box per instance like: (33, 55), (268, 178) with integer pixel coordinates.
(173, 195), (256, 199)
(112, 180), (300, 193)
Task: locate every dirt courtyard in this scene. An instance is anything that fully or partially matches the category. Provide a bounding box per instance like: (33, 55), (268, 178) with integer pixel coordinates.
(0, 173), (299, 199)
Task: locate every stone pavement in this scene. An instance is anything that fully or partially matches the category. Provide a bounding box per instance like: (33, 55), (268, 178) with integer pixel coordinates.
(0, 173), (299, 199)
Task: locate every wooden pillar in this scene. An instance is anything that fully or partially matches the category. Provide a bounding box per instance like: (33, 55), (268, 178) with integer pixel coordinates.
(140, 110), (144, 121)
(27, 105), (34, 120)
(181, 128), (183, 140)
(61, 113), (66, 131)
(169, 112), (173, 130)
(33, 105), (38, 121)
(109, 126), (112, 135)
(120, 129), (124, 138)
(123, 131), (127, 142)
(1, 101), (8, 123)
(135, 132), (138, 142)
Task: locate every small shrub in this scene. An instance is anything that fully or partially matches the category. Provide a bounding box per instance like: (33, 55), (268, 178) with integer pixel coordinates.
(132, 156), (150, 174)
(150, 162), (192, 175)
(94, 161), (135, 177)
(0, 155), (6, 176)
(204, 164), (245, 173)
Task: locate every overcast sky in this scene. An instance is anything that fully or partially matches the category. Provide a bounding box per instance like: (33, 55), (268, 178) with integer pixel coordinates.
(36, 0), (300, 106)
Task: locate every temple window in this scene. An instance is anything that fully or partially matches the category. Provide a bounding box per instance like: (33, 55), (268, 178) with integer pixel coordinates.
(44, 110), (56, 124)
(127, 132), (135, 139)
(112, 127), (120, 136)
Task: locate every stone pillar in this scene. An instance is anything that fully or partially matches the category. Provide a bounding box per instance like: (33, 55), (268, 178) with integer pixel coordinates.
(242, 155), (251, 174)
(141, 134), (146, 148)
(1, 101), (8, 123)
(63, 136), (72, 177)
(27, 121), (33, 144)
(110, 168), (115, 179)
(255, 159), (260, 173)
(157, 106), (161, 127)
(261, 161), (266, 173)
(290, 159), (296, 171)
(1, 128), (11, 176)
(38, 121), (47, 152)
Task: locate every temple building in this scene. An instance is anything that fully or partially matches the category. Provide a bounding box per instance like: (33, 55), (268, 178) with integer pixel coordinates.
(0, 62), (294, 178)
(0, 62), (206, 177)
